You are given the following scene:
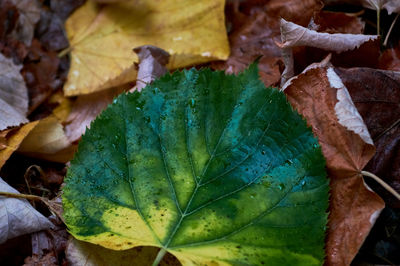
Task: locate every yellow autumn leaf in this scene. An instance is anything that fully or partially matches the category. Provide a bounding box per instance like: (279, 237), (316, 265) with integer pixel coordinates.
(63, 0), (229, 96)
(0, 122), (39, 169)
(18, 116), (77, 163)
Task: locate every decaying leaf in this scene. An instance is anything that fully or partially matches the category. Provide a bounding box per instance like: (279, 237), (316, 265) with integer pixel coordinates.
(379, 43), (400, 71)
(284, 63), (385, 265)
(0, 53), (29, 130)
(21, 39), (61, 113)
(9, 0), (41, 46)
(334, 67), (400, 207)
(132, 45), (170, 92)
(264, 0), (324, 27)
(361, 0), (400, 14)
(63, 65), (329, 265)
(279, 19), (378, 85)
(313, 11), (365, 34)
(0, 121), (39, 169)
(324, 0), (400, 14)
(212, 0), (322, 87)
(279, 19), (378, 51)
(382, 0), (400, 14)
(66, 238), (180, 266)
(64, 85), (128, 142)
(18, 116), (76, 163)
(0, 177), (53, 244)
(63, 0), (229, 96)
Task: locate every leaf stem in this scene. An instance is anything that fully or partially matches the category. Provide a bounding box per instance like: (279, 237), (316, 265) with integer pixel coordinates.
(58, 47), (72, 58)
(384, 13), (400, 46)
(152, 248), (167, 266)
(0, 191), (43, 201)
(377, 8), (381, 36)
(361, 171), (400, 200)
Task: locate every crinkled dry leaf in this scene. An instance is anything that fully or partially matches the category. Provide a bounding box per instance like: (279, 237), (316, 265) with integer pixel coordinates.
(18, 116), (76, 163)
(66, 238), (180, 266)
(284, 64), (385, 265)
(335, 67), (400, 207)
(9, 0), (41, 46)
(132, 45), (170, 92)
(383, 0), (400, 14)
(63, 0), (229, 96)
(279, 19), (378, 85)
(325, 0), (400, 14)
(212, 0), (322, 87)
(0, 121), (38, 169)
(280, 19), (378, 50)
(0, 177), (53, 244)
(362, 0), (400, 14)
(0, 53), (28, 130)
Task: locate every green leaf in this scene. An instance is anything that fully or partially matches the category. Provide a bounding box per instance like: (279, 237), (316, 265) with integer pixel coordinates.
(63, 64), (329, 266)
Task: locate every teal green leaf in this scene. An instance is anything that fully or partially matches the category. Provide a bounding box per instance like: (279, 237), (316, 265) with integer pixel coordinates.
(63, 64), (329, 266)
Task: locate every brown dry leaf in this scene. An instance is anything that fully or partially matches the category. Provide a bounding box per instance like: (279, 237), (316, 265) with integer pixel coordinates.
(23, 252), (58, 266)
(379, 43), (400, 71)
(211, 7), (282, 87)
(21, 39), (61, 113)
(212, 0), (322, 87)
(66, 237), (180, 266)
(0, 122), (38, 169)
(325, 0), (400, 14)
(280, 19), (378, 85)
(314, 11), (365, 34)
(335, 67), (400, 207)
(132, 45), (170, 92)
(18, 116), (76, 163)
(0, 177), (53, 244)
(0, 53), (28, 130)
(284, 64), (385, 265)
(64, 85), (128, 142)
(264, 0), (324, 26)
(9, 0), (41, 46)
(63, 0), (229, 96)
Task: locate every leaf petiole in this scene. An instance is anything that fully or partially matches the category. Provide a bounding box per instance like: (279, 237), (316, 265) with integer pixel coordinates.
(152, 248), (167, 266)
(361, 171), (400, 200)
(0, 191), (43, 201)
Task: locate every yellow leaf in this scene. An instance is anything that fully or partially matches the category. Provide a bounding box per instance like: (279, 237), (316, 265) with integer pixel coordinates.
(63, 0), (229, 96)
(66, 238), (180, 266)
(18, 116), (77, 163)
(0, 122), (39, 169)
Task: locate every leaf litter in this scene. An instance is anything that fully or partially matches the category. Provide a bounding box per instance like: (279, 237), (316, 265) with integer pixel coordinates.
(0, 0), (400, 265)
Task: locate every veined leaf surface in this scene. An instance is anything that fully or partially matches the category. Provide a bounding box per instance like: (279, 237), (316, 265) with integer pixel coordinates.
(63, 65), (329, 265)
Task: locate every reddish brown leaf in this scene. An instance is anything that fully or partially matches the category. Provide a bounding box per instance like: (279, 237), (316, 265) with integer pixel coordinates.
(334, 67), (400, 208)
(21, 39), (60, 113)
(314, 11), (365, 34)
(284, 65), (385, 265)
(212, 0), (322, 87)
(211, 7), (282, 87)
(264, 0), (324, 26)
(379, 42), (400, 71)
